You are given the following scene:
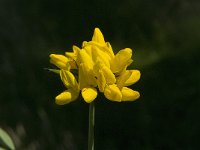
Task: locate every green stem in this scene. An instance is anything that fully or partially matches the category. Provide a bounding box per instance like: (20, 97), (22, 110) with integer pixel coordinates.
(88, 101), (95, 150)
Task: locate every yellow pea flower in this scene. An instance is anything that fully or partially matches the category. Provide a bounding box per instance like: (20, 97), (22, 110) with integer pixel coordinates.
(77, 49), (94, 68)
(124, 70), (141, 86)
(96, 63), (140, 102)
(49, 27), (140, 104)
(116, 70), (140, 102)
(78, 63), (96, 89)
(104, 84), (122, 102)
(50, 53), (77, 70)
(92, 60), (115, 91)
(110, 48), (133, 74)
(55, 89), (79, 105)
(78, 53), (97, 103)
(81, 87), (97, 103)
(103, 83), (140, 102)
(49, 54), (70, 70)
(121, 87), (140, 101)
(55, 70), (79, 105)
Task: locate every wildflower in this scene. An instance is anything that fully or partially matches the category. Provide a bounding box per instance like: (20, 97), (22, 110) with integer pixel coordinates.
(77, 49), (97, 103)
(49, 27), (140, 104)
(94, 61), (140, 102)
(49, 54), (70, 70)
(55, 70), (79, 105)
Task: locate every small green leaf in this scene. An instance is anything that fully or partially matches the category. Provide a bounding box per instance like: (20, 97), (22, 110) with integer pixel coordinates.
(0, 128), (15, 150)
(44, 68), (60, 74)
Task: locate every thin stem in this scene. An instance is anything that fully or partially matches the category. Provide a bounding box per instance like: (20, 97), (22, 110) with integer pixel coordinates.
(88, 101), (95, 150)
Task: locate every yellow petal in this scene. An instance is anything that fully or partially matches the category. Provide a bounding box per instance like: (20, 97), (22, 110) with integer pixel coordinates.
(82, 41), (88, 47)
(65, 46), (79, 69)
(65, 45), (80, 58)
(84, 45), (92, 58)
(104, 84), (122, 102)
(49, 54), (70, 70)
(91, 46), (111, 68)
(124, 70), (141, 86)
(93, 59), (104, 75)
(85, 41), (114, 60)
(101, 66), (116, 84)
(93, 62), (115, 92)
(65, 52), (74, 58)
(60, 70), (69, 87)
(60, 70), (79, 90)
(110, 48), (132, 73)
(82, 87), (97, 103)
(121, 87), (140, 101)
(79, 63), (97, 89)
(72, 45), (80, 55)
(77, 49), (94, 68)
(55, 89), (79, 105)
(106, 42), (115, 59)
(92, 28), (105, 44)
(116, 70), (132, 89)
(96, 70), (106, 92)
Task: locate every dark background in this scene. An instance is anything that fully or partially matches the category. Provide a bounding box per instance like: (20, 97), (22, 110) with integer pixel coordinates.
(0, 0), (200, 149)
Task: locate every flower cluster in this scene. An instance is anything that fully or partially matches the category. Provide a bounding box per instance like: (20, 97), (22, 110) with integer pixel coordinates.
(49, 28), (140, 105)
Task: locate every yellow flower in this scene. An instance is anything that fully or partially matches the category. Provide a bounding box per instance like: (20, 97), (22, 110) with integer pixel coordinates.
(50, 50), (77, 70)
(110, 48), (133, 74)
(49, 54), (70, 70)
(55, 69), (79, 105)
(49, 27), (140, 104)
(94, 62), (140, 102)
(77, 49), (97, 103)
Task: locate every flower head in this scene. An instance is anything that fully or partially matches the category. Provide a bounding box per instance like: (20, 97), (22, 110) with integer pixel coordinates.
(49, 28), (140, 104)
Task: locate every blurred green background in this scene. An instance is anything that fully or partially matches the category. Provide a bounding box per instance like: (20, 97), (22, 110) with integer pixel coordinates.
(0, 0), (200, 149)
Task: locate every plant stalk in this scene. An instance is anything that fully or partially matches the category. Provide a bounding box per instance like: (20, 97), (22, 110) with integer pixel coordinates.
(88, 101), (95, 150)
